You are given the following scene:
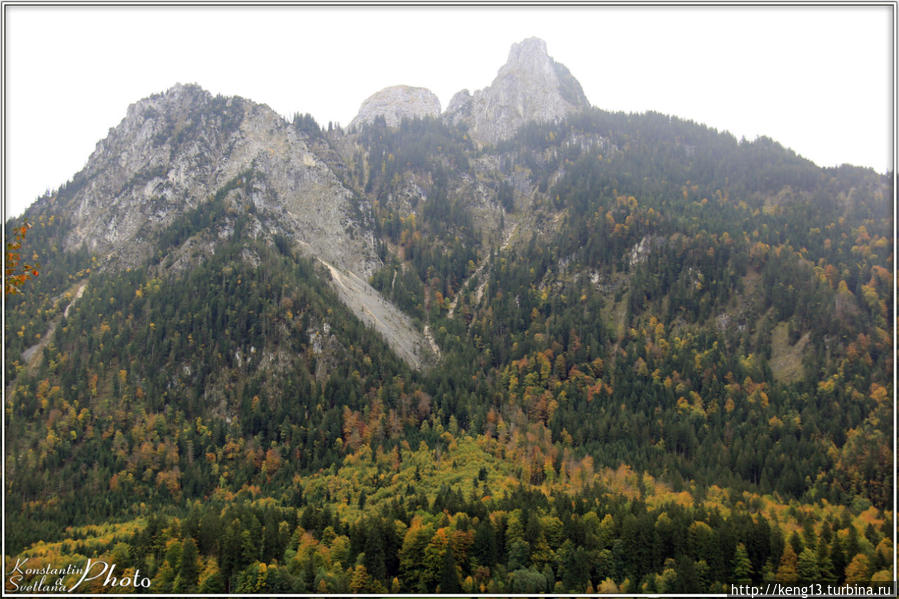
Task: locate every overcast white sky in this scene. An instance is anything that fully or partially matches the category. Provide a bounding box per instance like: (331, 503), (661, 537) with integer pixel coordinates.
(4, 4), (894, 218)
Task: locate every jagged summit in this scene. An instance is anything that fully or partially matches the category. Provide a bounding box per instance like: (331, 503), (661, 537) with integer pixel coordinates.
(349, 85), (441, 130)
(30, 80), (437, 369)
(505, 37), (553, 73)
(119, 83), (212, 120)
(445, 37), (591, 144)
(52, 80), (380, 277)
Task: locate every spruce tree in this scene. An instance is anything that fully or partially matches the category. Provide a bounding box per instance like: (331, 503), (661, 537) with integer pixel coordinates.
(437, 544), (462, 593)
(733, 542), (753, 583)
(797, 547), (820, 582)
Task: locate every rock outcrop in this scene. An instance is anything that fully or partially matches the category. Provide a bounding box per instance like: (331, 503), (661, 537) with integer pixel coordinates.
(47, 83), (379, 277)
(445, 37), (591, 144)
(30, 82), (444, 367)
(349, 85), (441, 130)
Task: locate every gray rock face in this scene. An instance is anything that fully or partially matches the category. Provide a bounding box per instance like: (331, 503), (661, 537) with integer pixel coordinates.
(318, 258), (436, 371)
(446, 89), (473, 117)
(52, 83), (379, 277)
(34, 82), (443, 368)
(349, 85), (441, 130)
(446, 37), (591, 144)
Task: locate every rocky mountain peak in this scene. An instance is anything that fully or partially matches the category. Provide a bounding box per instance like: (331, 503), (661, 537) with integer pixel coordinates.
(349, 85), (441, 130)
(504, 37), (552, 73)
(53, 82), (380, 278)
(445, 37), (590, 144)
(29, 80), (438, 369)
(122, 82), (209, 119)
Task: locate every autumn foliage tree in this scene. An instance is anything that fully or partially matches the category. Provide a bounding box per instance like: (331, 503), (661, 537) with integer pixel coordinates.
(5, 220), (38, 295)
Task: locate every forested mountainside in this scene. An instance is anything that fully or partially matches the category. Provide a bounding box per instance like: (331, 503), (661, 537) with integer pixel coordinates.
(4, 38), (893, 594)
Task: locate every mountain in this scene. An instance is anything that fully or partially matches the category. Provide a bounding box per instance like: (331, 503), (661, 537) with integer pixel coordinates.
(4, 38), (893, 594)
(51, 83), (378, 276)
(350, 85), (442, 130)
(350, 38), (590, 144)
(26, 82), (435, 370)
(445, 37), (591, 143)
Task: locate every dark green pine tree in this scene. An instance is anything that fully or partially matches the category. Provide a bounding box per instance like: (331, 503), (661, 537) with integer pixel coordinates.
(363, 524), (387, 582)
(198, 570), (226, 593)
(560, 540), (591, 591)
(844, 525), (860, 561)
(173, 537), (199, 593)
(472, 519), (498, 566)
(816, 540), (837, 584)
(437, 544), (462, 593)
(829, 537), (847, 584)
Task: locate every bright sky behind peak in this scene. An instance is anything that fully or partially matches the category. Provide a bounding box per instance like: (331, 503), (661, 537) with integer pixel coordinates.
(4, 4), (894, 218)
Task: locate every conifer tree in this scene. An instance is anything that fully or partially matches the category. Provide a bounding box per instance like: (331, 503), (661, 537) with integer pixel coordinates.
(437, 544), (462, 593)
(797, 547), (819, 582)
(816, 541), (837, 583)
(733, 542), (753, 583)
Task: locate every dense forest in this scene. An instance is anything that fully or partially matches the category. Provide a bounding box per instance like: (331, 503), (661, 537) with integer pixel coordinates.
(4, 102), (893, 593)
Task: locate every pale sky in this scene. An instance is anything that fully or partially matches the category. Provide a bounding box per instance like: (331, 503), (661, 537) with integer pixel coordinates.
(4, 4), (894, 218)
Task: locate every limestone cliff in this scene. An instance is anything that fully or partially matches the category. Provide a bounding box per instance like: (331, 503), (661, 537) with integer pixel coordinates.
(445, 37), (591, 144)
(349, 85), (441, 130)
(47, 83), (379, 277)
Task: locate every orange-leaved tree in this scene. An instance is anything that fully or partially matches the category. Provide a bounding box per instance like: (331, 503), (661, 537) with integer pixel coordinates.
(5, 221), (38, 295)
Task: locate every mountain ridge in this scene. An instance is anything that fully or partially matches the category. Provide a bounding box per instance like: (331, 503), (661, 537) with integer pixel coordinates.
(47, 82), (379, 276)
(4, 36), (892, 594)
(347, 37), (591, 145)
